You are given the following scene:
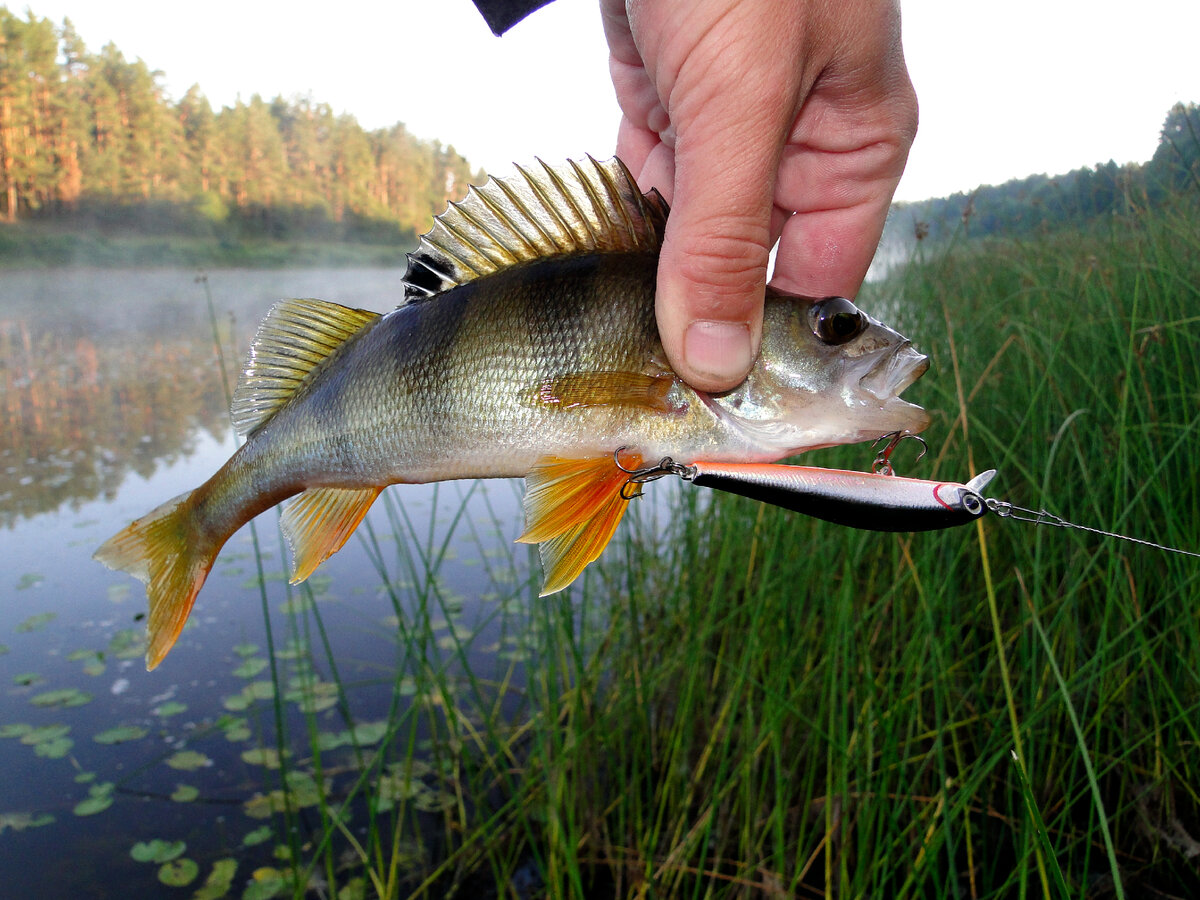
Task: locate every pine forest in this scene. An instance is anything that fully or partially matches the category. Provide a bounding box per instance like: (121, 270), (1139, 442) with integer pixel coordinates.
(0, 8), (480, 248)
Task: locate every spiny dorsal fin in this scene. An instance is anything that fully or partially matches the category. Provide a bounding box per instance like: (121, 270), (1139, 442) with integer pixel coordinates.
(401, 155), (669, 303)
(231, 298), (381, 436)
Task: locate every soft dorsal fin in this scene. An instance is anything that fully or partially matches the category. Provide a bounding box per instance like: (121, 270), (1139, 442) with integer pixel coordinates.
(401, 155), (669, 303)
(230, 298), (381, 436)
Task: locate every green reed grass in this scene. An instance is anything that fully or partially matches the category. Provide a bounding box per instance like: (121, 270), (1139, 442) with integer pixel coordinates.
(223, 196), (1200, 898)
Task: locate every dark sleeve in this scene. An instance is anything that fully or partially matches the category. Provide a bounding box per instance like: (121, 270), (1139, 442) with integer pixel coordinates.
(471, 0), (556, 35)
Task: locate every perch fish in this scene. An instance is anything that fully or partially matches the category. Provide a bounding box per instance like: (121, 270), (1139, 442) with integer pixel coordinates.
(95, 156), (931, 668)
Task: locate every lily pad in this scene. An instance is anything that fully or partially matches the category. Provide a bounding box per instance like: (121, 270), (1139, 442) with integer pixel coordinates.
(245, 681), (275, 700)
(30, 688), (93, 708)
(242, 793), (276, 820)
(221, 693), (251, 712)
(232, 643), (259, 657)
(375, 771), (426, 812)
(15, 573), (44, 590)
(243, 868), (287, 900)
(94, 725), (149, 745)
(242, 773), (323, 820)
(157, 858), (199, 887)
(0, 644), (9, 655)
(34, 736), (73, 758)
(165, 750), (211, 771)
(352, 720), (389, 745)
(0, 724), (33, 739)
(152, 701), (187, 718)
(192, 858), (238, 900)
(107, 628), (146, 659)
(0, 811), (55, 833)
(315, 731), (347, 752)
(170, 784), (199, 803)
(273, 640), (306, 661)
(73, 783), (114, 816)
(15, 612), (55, 632)
(241, 747), (287, 769)
(12, 672), (43, 687)
(278, 595), (312, 614)
(232, 658), (268, 678)
(242, 825), (274, 847)
(20, 724), (70, 745)
(130, 839), (186, 863)
(285, 680), (338, 714)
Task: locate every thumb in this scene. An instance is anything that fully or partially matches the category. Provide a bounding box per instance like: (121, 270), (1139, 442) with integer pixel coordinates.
(648, 4), (806, 392)
(656, 141), (778, 392)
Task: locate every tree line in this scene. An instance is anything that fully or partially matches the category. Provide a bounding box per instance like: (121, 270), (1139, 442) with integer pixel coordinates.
(887, 103), (1200, 245)
(0, 8), (481, 243)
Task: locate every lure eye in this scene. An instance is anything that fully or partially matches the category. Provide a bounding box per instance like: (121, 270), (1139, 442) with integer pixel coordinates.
(809, 297), (867, 346)
(963, 492), (984, 516)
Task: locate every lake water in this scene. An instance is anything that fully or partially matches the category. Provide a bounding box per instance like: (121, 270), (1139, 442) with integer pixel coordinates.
(0, 268), (675, 897)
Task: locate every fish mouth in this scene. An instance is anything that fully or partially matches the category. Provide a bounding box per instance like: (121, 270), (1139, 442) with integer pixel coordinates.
(859, 342), (929, 401)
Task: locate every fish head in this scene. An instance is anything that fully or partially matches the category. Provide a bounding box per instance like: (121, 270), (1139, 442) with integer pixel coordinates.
(708, 292), (930, 456)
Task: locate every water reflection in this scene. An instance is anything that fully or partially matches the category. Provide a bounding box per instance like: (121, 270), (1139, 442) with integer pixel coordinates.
(0, 318), (229, 526)
(0, 267), (403, 527)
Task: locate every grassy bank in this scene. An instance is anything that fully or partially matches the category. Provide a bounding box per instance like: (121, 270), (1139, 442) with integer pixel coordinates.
(223, 198), (1200, 898)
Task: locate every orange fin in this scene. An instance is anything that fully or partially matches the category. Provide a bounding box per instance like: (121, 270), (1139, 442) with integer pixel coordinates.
(517, 455), (641, 594)
(94, 491), (219, 670)
(531, 372), (676, 413)
(281, 486), (382, 583)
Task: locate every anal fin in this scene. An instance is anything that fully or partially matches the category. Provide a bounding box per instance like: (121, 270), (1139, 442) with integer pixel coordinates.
(281, 486), (382, 583)
(517, 455), (641, 595)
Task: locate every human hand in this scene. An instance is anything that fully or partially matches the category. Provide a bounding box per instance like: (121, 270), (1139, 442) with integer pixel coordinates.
(601, 0), (918, 392)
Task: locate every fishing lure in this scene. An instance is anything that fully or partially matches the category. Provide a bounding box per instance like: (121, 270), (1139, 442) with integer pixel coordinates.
(619, 455), (994, 532)
(616, 435), (1200, 559)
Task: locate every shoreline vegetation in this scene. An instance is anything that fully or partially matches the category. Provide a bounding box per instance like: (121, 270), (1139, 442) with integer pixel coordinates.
(0, 8), (477, 269)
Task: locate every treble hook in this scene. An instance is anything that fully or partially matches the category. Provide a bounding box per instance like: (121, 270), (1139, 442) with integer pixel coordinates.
(872, 430), (928, 476)
(613, 447), (695, 500)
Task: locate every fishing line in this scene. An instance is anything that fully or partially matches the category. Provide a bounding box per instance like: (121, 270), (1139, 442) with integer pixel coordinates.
(984, 498), (1200, 560)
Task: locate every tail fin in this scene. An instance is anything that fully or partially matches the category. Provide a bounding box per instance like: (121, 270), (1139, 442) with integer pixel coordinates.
(93, 491), (219, 670)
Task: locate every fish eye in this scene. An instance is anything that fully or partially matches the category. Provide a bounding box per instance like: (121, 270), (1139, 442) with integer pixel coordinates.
(809, 297), (867, 346)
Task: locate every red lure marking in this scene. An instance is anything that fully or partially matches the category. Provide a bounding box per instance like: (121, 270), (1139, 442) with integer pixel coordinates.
(932, 483), (957, 511)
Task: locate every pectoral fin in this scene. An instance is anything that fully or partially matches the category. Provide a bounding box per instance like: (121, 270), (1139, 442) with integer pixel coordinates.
(532, 372), (676, 413)
(281, 486), (382, 583)
(517, 455), (641, 595)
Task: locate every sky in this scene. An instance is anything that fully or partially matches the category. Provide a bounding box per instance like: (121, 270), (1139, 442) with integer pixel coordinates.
(16, 0), (1200, 203)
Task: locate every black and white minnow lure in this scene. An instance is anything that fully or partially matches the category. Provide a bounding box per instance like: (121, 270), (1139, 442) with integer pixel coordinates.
(621, 457), (995, 532)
